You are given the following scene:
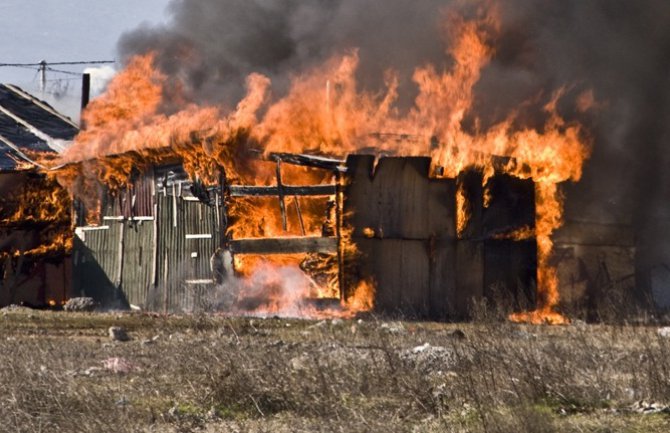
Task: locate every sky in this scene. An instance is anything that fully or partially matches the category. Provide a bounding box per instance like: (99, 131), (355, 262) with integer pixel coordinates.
(0, 0), (172, 121)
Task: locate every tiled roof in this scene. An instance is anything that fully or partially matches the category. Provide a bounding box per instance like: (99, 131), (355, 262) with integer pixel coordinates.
(0, 84), (78, 171)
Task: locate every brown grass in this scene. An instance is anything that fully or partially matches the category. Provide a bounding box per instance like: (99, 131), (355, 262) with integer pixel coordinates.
(1, 308), (670, 432)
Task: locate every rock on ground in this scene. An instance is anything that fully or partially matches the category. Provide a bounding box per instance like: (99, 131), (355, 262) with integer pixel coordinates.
(109, 326), (130, 342)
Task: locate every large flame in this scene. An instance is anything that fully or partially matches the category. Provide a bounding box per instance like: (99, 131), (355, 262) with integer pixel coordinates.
(54, 3), (590, 321)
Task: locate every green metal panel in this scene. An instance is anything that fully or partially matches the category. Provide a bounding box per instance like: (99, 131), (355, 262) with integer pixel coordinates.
(121, 219), (155, 308)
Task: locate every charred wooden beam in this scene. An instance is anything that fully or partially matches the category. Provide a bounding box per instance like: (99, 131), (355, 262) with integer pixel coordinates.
(229, 236), (338, 255)
(293, 196), (306, 236)
(276, 160), (287, 231)
(268, 152), (346, 172)
(228, 184), (337, 197)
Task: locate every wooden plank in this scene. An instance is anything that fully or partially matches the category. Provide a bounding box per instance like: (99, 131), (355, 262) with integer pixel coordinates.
(429, 238), (456, 320)
(455, 240), (484, 319)
(398, 240), (430, 317)
(375, 158), (418, 239)
(229, 184), (337, 197)
(275, 160), (287, 231)
(354, 238), (430, 317)
(484, 239), (536, 312)
(345, 156), (454, 240)
(344, 155), (377, 238)
(428, 179), (457, 239)
(335, 171), (345, 302)
(229, 236), (338, 254)
(268, 152), (346, 171)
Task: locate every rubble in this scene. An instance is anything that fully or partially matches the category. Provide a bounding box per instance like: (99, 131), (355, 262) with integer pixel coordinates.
(399, 343), (458, 375)
(630, 400), (670, 414)
(63, 297), (98, 312)
(102, 357), (134, 374)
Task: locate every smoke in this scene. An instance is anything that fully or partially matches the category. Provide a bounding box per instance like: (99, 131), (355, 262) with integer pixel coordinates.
(212, 263), (320, 318)
(117, 0), (670, 281)
(83, 65), (117, 98)
(118, 0), (452, 109)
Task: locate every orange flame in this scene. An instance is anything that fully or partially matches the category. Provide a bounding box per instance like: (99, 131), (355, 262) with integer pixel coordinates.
(456, 182), (470, 238)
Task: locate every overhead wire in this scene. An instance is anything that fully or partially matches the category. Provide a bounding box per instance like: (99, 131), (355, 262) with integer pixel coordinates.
(0, 60), (115, 67)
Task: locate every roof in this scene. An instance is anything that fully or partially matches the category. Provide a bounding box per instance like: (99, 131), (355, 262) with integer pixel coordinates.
(0, 84), (78, 171)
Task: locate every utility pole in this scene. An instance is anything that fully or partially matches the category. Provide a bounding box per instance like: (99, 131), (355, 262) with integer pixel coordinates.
(39, 60), (47, 93)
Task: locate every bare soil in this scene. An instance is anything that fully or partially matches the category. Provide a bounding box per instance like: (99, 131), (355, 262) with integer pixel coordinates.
(1, 308), (670, 432)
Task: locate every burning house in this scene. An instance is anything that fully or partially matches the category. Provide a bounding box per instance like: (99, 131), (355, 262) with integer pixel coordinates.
(0, 84), (76, 307)
(47, 0), (670, 322)
(67, 142), (540, 319)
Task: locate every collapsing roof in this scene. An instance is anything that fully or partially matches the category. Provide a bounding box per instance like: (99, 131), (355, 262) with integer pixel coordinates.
(0, 84), (78, 170)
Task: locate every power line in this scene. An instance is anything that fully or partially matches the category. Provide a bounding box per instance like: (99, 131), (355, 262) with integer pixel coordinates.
(0, 60), (115, 67)
(46, 67), (85, 76)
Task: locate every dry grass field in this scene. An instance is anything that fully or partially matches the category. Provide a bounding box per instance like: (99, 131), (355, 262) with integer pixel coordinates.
(2, 307), (670, 432)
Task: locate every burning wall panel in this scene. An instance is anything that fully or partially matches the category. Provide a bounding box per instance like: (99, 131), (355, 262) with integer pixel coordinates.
(0, 172), (72, 307)
(344, 155), (457, 319)
(345, 155), (537, 320)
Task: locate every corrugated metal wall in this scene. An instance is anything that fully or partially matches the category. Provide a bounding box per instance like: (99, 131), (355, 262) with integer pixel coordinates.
(154, 188), (221, 312)
(74, 167), (223, 312)
(73, 224), (124, 306)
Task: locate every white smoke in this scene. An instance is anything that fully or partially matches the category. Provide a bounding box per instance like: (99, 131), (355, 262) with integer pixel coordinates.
(83, 65), (118, 98)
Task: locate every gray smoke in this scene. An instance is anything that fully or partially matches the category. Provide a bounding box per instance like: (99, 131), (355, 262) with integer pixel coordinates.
(118, 0), (670, 288)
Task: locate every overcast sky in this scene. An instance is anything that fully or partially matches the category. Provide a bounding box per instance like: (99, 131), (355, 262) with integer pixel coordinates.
(0, 0), (171, 121)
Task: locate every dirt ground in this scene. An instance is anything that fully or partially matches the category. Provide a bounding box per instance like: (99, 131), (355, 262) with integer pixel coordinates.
(1, 307), (670, 433)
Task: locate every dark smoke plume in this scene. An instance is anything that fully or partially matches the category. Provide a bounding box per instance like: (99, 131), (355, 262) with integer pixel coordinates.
(118, 0), (670, 285)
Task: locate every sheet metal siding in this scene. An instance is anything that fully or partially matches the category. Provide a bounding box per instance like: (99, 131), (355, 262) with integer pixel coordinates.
(156, 191), (221, 312)
(84, 224), (122, 285)
(74, 224), (124, 305)
(121, 220), (154, 307)
(101, 172), (154, 219)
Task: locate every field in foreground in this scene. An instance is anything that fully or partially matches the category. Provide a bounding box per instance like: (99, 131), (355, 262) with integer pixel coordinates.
(1, 308), (670, 433)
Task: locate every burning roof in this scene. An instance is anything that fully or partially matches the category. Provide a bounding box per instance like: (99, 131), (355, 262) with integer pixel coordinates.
(0, 84), (78, 170)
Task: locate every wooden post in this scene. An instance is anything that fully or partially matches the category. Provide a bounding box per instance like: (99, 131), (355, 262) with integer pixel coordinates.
(293, 196), (306, 236)
(151, 203), (158, 286)
(275, 160), (288, 231)
(335, 171), (345, 302)
(219, 169), (228, 246)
